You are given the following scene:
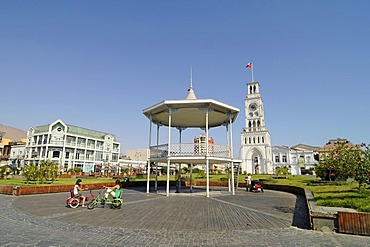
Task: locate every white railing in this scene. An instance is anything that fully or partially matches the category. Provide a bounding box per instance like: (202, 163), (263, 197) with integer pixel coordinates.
(49, 141), (64, 145)
(150, 143), (231, 159)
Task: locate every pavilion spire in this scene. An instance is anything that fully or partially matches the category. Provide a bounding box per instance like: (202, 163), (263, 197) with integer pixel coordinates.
(186, 65), (197, 100)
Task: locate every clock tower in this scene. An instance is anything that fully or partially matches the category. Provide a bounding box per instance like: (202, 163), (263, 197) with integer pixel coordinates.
(240, 81), (272, 174)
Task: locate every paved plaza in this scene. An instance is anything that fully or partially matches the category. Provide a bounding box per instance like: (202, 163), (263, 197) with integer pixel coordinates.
(0, 187), (369, 246)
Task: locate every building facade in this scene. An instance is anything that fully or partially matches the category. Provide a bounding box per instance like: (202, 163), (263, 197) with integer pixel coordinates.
(271, 144), (319, 175)
(240, 81), (273, 174)
(25, 119), (120, 173)
(318, 138), (355, 161)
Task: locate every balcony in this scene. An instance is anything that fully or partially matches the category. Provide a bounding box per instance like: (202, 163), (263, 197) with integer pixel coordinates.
(49, 141), (64, 145)
(149, 143), (231, 159)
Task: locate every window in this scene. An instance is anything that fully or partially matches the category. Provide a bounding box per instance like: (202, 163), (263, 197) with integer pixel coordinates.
(306, 156), (310, 162)
(65, 152), (70, 159)
(75, 153), (80, 159)
(282, 155), (287, 162)
(275, 156), (280, 162)
(52, 151), (60, 158)
(262, 137), (264, 143)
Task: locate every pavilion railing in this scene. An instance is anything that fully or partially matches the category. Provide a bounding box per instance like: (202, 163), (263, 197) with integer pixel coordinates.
(149, 143), (231, 159)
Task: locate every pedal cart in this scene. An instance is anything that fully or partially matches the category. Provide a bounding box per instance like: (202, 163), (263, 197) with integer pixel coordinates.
(87, 188), (124, 209)
(66, 189), (95, 208)
(249, 180), (264, 193)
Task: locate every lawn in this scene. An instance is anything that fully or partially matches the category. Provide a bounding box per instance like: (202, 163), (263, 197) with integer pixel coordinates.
(1, 174), (369, 212)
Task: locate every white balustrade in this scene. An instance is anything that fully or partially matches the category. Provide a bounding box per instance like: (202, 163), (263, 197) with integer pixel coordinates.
(149, 143), (231, 159)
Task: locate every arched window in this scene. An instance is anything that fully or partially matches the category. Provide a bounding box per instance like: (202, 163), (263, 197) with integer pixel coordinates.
(248, 121), (252, 128)
(253, 137), (256, 143)
(257, 120), (260, 127)
(257, 137), (260, 143)
(253, 85), (256, 93)
(249, 137), (251, 144)
(262, 137), (264, 143)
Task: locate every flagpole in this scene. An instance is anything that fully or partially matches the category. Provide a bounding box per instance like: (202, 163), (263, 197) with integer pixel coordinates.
(251, 65), (254, 82)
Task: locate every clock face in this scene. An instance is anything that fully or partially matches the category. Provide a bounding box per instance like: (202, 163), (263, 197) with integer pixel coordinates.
(249, 103), (258, 111)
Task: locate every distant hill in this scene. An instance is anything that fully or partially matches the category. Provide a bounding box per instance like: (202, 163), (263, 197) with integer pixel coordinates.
(0, 124), (27, 142)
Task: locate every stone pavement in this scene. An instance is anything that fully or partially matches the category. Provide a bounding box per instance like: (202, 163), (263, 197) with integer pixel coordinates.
(0, 186), (369, 246)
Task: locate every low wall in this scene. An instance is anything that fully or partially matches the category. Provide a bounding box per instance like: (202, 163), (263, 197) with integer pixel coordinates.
(12, 181), (181, 195)
(263, 183), (370, 236)
(338, 211), (370, 236)
(0, 185), (13, 195)
(14, 183), (116, 196)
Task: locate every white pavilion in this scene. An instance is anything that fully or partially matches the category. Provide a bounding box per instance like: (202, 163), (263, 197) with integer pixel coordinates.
(142, 81), (240, 197)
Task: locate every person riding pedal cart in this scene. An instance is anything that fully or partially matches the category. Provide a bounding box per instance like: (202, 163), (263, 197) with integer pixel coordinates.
(73, 179), (89, 207)
(103, 179), (121, 202)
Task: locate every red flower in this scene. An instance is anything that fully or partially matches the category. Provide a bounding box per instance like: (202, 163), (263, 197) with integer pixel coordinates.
(329, 166), (333, 169)
(361, 143), (365, 147)
(331, 173), (335, 177)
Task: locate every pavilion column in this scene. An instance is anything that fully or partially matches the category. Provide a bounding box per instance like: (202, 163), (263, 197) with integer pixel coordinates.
(147, 115), (152, 194)
(205, 107), (210, 198)
(178, 127), (184, 192)
(226, 123), (231, 192)
(155, 124), (160, 192)
(190, 163), (193, 193)
(166, 108), (172, 197)
(229, 114), (235, 195)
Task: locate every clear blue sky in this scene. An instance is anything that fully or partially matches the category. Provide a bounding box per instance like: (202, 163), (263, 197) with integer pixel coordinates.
(1, 1), (370, 155)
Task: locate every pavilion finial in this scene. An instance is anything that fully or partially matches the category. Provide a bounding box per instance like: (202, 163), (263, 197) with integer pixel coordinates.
(186, 65), (197, 100)
(190, 65), (193, 89)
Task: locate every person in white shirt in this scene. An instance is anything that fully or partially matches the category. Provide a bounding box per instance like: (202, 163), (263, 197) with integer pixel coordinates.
(73, 179), (88, 207)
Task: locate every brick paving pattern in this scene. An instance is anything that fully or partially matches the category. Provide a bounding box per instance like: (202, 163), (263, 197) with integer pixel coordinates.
(0, 186), (369, 246)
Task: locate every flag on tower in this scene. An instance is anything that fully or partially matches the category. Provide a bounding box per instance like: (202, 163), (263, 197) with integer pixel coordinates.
(246, 63), (254, 82)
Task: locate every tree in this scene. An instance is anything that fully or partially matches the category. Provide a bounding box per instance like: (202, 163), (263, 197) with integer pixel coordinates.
(23, 160), (59, 184)
(316, 142), (370, 190)
(353, 143), (370, 190)
(275, 166), (289, 177)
